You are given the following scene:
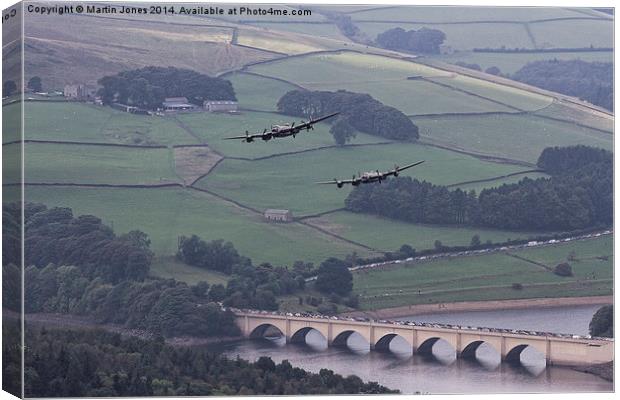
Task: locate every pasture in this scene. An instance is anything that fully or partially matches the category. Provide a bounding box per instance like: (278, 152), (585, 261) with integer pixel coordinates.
(346, 6), (593, 23)
(19, 186), (375, 266)
(436, 50), (614, 75)
(21, 102), (199, 146)
(415, 113), (613, 164)
(529, 19), (614, 49)
(249, 22), (347, 41)
(177, 110), (385, 159)
(305, 210), (548, 253)
(534, 102), (614, 133)
(307, 79), (515, 116)
(353, 236), (613, 309)
(197, 142), (536, 216)
(427, 74), (553, 111)
(356, 22), (534, 50)
(225, 72), (300, 111)
(20, 142), (178, 185)
(2, 103), (21, 143)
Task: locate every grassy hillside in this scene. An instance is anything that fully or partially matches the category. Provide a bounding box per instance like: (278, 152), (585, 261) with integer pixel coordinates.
(196, 143), (535, 216)
(15, 186), (376, 265)
(224, 72), (300, 111)
(21, 143), (178, 185)
(177, 111), (384, 159)
(305, 211), (547, 253)
(416, 113), (612, 163)
(353, 236), (612, 309)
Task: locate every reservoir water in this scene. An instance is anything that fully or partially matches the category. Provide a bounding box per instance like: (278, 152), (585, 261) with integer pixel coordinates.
(210, 304), (612, 394)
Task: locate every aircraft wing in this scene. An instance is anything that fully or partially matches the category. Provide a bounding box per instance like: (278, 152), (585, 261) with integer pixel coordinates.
(315, 178), (354, 185)
(297, 112), (340, 130)
(222, 132), (264, 141)
(383, 160), (425, 177)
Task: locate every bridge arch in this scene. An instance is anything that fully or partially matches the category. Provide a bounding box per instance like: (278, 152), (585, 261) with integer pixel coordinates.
(460, 340), (500, 360)
(290, 327), (328, 345)
(504, 344), (546, 365)
(417, 337), (457, 362)
(249, 323), (285, 339)
(375, 333), (413, 353)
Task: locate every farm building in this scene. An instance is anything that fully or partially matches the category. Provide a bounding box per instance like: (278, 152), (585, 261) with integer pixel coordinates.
(162, 97), (198, 112)
(204, 100), (238, 112)
(264, 209), (293, 222)
(63, 84), (88, 99)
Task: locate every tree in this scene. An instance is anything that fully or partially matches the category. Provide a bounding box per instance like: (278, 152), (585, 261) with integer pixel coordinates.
(315, 257), (353, 296)
(470, 234), (481, 247)
(330, 117), (356, 146)
(28, 76), (43, 92)
(485, 66), (502, 76)
(208, 284), (226, 302)
(589, 305), (613, 337)
(3, 80), (17, 97)
(553, 262), (573, 277)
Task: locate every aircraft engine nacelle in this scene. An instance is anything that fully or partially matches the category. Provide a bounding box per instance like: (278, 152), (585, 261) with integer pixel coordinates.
(352, 181), (360, 186)
(393, 171), (399, 177)
(246, 137), (254, 143)
(337, 182), (344, 188)
(262, 135), (272, 141)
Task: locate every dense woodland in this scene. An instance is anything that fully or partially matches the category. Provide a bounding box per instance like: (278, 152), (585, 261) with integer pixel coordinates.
(18, 327), (396, 397)
(97, 66), (236, 109)
(512, 60), (613, 111)
(3, 203), (239, 338)
(277, 90), (419, 141)
(345, 146), (612, 231)
(375, 27), (446, 54)
(589, 305), (613, 338)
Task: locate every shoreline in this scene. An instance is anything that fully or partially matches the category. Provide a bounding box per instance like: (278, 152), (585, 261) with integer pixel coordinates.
(341, 295), (613, 319)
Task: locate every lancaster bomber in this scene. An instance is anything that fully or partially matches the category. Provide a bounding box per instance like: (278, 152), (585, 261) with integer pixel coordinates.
(317, 161), (425, 188)
(223, 112), (339, 142)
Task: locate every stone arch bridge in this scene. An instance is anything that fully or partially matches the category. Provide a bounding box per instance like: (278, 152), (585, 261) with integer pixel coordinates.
(235, 312), (613, 367)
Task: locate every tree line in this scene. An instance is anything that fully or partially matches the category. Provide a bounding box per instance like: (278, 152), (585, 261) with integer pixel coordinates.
(277, 89), (419, 142)
(4, 202), (240, 338)
(176, 235), (354, 311)
(512, 59), (612, 111)
(20, 326), (397, 397)
(345, 145), (612, 231)
(97, 66), (236, 110)
(375, 27), (446, 54)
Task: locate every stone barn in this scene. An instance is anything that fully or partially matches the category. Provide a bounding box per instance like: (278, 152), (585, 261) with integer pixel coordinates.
(264, 209), (293, 222)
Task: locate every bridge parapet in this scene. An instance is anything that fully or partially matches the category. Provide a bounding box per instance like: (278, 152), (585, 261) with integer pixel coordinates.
(233, 311), (613, 367)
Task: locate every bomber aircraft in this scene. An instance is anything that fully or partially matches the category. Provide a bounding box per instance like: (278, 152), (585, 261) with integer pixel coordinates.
(316, 160), (425, 188)
(223, 112), (340, 142)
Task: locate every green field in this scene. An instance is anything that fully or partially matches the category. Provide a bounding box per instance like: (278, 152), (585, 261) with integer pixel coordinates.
(248, 52), (554, 114)
(353, 236), (612, 309)
(356, 22), (534, 50)
(427, 75), (553, 111)
(150, 256), (231, 285)
(347, 6), (593, 23)
(250, 22), (346, 41)
(197, 142), (535, 216)
(2, 103), (21, 143)
(226, 72), (300, 111)
(305, 210), (547, 252)
(308, 79), (514, 115)
(19, 143), (178, 185)
(177, 110), (385, 159)
(436, 50), (614, 75)
(248, 52), (453, 85)
(529, 19), (613, 49)
(17, 186), (376, 266)
(416, 113), (612, 164)
(20, 102), (199, 146)
(533, 102), (614, 133)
